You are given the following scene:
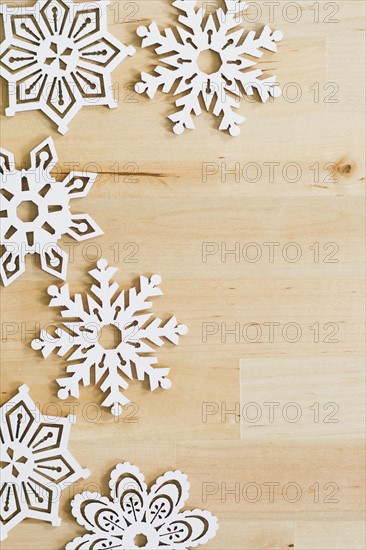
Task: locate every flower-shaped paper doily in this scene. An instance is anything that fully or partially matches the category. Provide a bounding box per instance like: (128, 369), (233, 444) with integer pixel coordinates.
(0, 385), (90, 541)
(0, 0), (135, 134)
(136, 0), (283, 135)
(0, 137), (103, 286)
(66, 462), (218, 549)
(32, 259), (188, 416)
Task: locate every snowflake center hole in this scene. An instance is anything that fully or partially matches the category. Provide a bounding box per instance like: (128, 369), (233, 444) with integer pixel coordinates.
(41, 36), (79, 76)
(197, 48), (221, 74)
(134, 534), (148, 547)
(2, 444), (33, 482)
(98, 324), (122, 349)
(17, 200), (39, 223)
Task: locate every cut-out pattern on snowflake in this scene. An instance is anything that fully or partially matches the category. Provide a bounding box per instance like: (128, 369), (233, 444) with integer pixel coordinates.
(0, 0), (135, 134)
(0, 385), (90, 541)
(66, 462), (218, 549)
(135, 0), (283, 136)
(0, 137), (103, 286)
(32, 259), (188, 416)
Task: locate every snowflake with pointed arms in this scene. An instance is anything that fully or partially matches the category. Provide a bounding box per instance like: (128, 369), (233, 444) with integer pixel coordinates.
(0, 385), (89, 541)
(66, 462), (218, 549)
(136, 0), (283, 136)
(0, 138), (103, 286)
(32, 259), (188, 416)
(0, 0), (135, 134)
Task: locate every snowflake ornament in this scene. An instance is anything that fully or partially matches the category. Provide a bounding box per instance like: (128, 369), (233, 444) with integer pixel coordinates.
(0, 385), (90, 541)
(66, 462), (218, 550)
(0, 0), (135, 134)
(32, 259), (188, 416)
(135, 0), (283, 136)
(0, 137), (103, 286)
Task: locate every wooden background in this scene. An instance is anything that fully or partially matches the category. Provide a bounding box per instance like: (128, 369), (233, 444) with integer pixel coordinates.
(0, 0), (365, 548)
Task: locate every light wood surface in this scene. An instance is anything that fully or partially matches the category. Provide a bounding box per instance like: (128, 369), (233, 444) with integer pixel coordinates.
(0, 1), (365, 549)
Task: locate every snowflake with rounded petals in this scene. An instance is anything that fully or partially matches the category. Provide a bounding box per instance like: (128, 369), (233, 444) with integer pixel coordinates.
(0, 137), (103, 286)
(66, 462), (218, 549)
(0, 0), (135, 134)
(0, 385), (90, 541)
(32, 259), (188, 416)
(135, 0), (283, 136)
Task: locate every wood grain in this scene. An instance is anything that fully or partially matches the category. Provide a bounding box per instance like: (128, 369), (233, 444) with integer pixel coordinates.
(0, 0), (365, 548)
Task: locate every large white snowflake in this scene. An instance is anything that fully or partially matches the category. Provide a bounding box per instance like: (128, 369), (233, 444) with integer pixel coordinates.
(135, 0), (283, 136)
(66, 462), (218, 549)
(0, 137), (103, 286)
(32, 259), (188, 416)
(0, 0), (135, 134)
(0, 385), (90, 541)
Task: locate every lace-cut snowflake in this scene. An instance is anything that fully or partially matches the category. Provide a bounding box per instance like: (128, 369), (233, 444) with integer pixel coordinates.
(32, 259), (188, 416)
(0, 137), (103, 286)
(135, 0), (283, 136)
(0, 0), (135, 134)
(0, 385), (90, 541)
(66, 462), (218, 550)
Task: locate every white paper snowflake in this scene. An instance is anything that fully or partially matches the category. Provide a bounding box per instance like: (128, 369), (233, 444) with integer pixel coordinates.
(0, 0), (135, 134)
(0, 137), (103, 286)
(32, 259), (188, 416)
(66, 462), (218, 550)
(135, 0), (283, 136)
(0, 384), (90, 541)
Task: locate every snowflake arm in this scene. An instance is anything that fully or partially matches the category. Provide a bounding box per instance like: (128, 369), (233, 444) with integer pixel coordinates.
(214, 89), (246, 136)
(137, 315), (187, 346)
(136, 23), (189, 98)
(240, 25), (284, 57)
(168, 77), (203, 133)
(99, 367), (131, 416)
(57, 356), (97, 401)
(32, 325), (76, 359)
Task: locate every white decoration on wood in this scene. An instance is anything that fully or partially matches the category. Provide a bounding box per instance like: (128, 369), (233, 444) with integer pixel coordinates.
(0, 385), (89, 541)
(0, 0), (135, 134)
(66, 462), (218, 549)
(0, 137), (103, 286)
(32, 259), (188, 416)
(135, 0), (283, 136)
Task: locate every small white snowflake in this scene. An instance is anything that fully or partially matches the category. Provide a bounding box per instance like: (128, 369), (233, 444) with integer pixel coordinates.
(66, 462), (218, 549)
(0, 385), (89, 541)
(0, 137), (103, 286)
(0, 0), (135, 134)
(32, 259), (188, 416)
(135, 0), (283, 136)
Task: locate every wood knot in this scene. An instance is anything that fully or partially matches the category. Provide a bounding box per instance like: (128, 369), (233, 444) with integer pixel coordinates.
(337, 160), (354, 176)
